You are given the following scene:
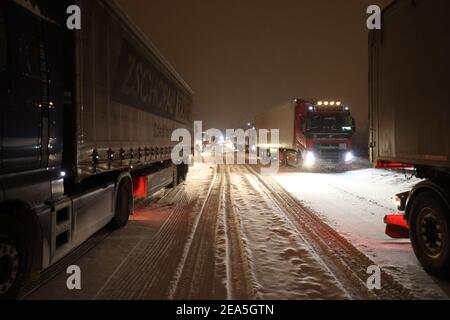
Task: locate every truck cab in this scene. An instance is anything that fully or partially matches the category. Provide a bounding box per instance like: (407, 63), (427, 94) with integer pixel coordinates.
(289, 99), (355, 170)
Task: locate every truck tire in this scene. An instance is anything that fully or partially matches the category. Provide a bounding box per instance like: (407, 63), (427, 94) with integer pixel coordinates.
(110, 179), (133, 230)
(0, 215), (30, 300)
(409, 191), (450, 278)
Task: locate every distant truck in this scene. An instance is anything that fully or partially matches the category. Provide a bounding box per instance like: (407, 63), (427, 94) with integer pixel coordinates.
(0, 0), (192, 298)
(255, 99), (355, 170)
(370, 0), (450, 277)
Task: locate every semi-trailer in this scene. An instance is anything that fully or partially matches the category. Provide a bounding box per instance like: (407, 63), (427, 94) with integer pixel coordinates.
(255, 99), (355, 170)
(370, 0), (450, 277)
(0, 0), (193, 298)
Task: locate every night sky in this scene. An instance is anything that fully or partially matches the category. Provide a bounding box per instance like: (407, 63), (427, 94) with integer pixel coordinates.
(118, 0), (392, 138)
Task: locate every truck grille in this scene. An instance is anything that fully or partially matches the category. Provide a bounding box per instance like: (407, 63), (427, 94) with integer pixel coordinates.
(314, 143), (346, 162)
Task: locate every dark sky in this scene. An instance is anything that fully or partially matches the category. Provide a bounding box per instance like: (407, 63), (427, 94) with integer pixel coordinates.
(118, 0), (392, 133)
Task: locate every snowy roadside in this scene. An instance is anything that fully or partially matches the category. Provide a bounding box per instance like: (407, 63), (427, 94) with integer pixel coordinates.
(272, 165), (450, 299)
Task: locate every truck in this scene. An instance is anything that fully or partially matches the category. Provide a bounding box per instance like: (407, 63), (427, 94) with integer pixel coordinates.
(369, 0), (450, 277)
(0, 0), (193, 298)
(255, 99), (355, 170)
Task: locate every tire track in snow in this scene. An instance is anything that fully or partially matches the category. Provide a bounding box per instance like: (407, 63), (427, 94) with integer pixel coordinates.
(168, 166), (225, 299)
(169, 165), (255, 300)
(95, 167), (215, 300)
(229, 165), (348, 299)
(246, 165), (417, 300)
(219, 166), (256, 299)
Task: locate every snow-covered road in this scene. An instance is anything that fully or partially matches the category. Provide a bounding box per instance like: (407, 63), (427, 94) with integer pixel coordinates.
(273, 166), (450, 299)
(27, 162), (450, 300)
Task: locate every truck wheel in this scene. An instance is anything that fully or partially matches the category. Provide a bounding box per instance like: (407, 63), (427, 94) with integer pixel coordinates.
(409, 191), (450, 278)
(110, 179), (133, 230)
(0, 215), (29, 300)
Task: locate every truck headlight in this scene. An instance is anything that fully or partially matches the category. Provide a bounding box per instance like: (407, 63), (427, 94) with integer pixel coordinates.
(305, 151), (316, 167)
(345, 152), (354, 162)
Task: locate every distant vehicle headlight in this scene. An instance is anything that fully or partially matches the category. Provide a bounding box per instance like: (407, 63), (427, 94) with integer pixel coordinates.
(345, 152), (354, 162)
(305, 151), (316, 167)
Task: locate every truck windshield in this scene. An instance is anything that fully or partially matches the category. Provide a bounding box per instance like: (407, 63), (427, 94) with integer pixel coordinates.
(306, 115), (354, 133)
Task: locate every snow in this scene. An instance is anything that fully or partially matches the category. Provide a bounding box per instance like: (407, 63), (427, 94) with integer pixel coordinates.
(27, 160), (450, 300)
(273, 165), (450, 299)
(167, 163), (219, 299)
(227, 166), (348, 299)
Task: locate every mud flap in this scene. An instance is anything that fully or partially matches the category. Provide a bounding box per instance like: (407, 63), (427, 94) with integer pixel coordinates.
(384, 214), (409, 239)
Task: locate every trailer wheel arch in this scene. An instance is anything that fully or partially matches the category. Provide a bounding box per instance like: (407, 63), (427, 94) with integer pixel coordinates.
(114, 172), (133, 202)
(408, 190), (450, 278)
(110, 173), (133, 229)
(405, 181), (450, 222)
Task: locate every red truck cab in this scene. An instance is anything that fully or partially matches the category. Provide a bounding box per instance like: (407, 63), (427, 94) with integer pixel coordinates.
(291, 99), (355, 170)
